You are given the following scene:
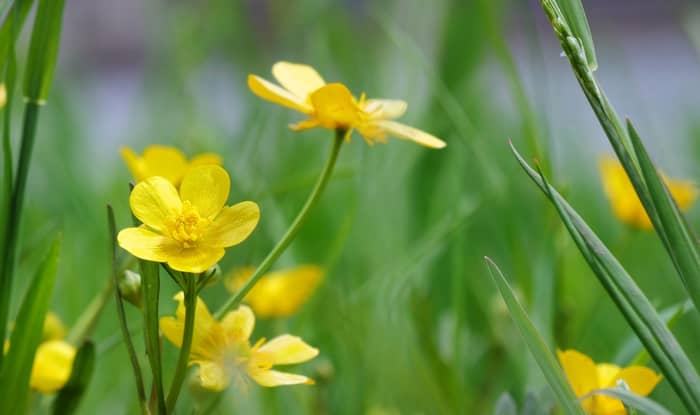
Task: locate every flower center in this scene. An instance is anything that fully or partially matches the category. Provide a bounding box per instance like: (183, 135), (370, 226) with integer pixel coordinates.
(168, 201), (210, 248)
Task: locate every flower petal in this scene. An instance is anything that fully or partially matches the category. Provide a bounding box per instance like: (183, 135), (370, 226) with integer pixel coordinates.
(166, 246), (226, 273)
(248, 368), (314, 387)
(220, 305), (255, 343)
(204, 201), (260, 248)
(364, 99), (407, 120)
(613, 366), (663, 396)
(241, 265), (324, 318)
(180, 165), (230, 219)
(142, 145), (189, 184)
(272, 62), (326, 100)
(195, 361), (230, 391)
(668, 177), (698, 211)
(374, 120), (446, 149)
(309, 83), (362, 128)
(30, 340), (76, 393)
(257, 335), (319, 365)
(596, 363), (622, 387)
(160, 292), (220, 362)
(189, 153), (223, 168)
(557, 349), (598, 399)
(117, 226), (180, 263)
(130, 176), (182, 231)
(248, 74), (311, 114)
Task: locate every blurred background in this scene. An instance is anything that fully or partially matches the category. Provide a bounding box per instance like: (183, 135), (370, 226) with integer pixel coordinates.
(9, 0), (700, 413)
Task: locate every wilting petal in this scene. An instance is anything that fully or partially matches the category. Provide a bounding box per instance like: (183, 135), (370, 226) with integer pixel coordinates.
(375, 120), (446, 149)
(220, 305), (255, 343)
(117, 226), (180, 263)
(272, 62), (326, 100)
(248, 74), (312, 114)
(557, 350), (598, 398)
(166, 246), (226, 273)
(30, 340), (76, 393)
(204, 202), (260, 248)
(309, 83), (361, 128)
(364, 99), (407, 120)
(257, 335), (319, 365)
(248, 368), (314, 387)
(180, 165), (230, 219)
(189, 153), (223, 168)
(613, 366), (662, 396)
(195, 361), (230, 391)
(130, 176), (182, 231)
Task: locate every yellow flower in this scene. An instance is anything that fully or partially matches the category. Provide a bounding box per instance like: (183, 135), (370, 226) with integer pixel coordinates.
(117, 165), (260, 273)
(248, 61), (446, 149)
(160, 293), (319, 391)
(224, 265), (323, 318)
(558, 349), (662, 414)
(0, 84), (6, 108)
(121, 145), (222, 185)
(31, 340), (76, 394)
(599, 156), (697, 229)
(42, 311), (67, 341)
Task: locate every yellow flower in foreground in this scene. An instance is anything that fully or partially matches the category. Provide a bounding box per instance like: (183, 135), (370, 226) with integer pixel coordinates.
(225, 265), (323, 318)
(121, 145), (222, 185)
(248, 61), (446, 149)
(118, 165), (260, 273)
(558, 349), (662, 415)
(599, 156), (697, 229)
(160, 293), (319, 391)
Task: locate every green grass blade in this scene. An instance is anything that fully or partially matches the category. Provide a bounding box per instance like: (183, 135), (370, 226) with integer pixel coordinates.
(0, 236), (60, 414)
(582, 388), (673, 415)
(554, 0), (597, 70)
(484, 257), (584, 415)
(23, 0), (65, 103)
(52, 341), (96, 415)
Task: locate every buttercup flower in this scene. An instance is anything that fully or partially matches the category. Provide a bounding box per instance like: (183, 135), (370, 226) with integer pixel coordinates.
(42, 311), (67, 341)
(160, 293), (319, 391)
(558, 349), (662, 415)
(248, 61), (446, 149)
(599, 156), (697, 229)
(121, 145), (222, 185)
(117, 165), (260, 273)
(0, 84), (6, 108)
(224, 265), (323, 318)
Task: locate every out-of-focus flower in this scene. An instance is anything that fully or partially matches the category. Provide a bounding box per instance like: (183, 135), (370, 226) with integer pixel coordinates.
(118, 165), (260, 273)
(160, 293), (319, 391)
(558, 349), (662, 414)
(42, 311), (67, 341)
(599, 156), (697, 229)
(31, 340), (76, 393)
(121, 145), (222, 185)
(224, 265), (323, 318)
(248, 61), (446, 149)
(0, 84), (6, 108)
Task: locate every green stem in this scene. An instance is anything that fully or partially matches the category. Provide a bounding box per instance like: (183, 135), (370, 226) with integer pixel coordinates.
(66, 273), (115, 345)
(166, 273), (197, 412)
(215, 130), (344, 319)
(0, 102), (40, 369)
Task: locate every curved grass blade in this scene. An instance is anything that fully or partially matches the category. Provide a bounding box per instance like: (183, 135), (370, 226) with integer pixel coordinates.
(485, 257), (584, 415)
(52, 341), (96, 415)
(581, 388), (673, 415)
(554, 0), (597, 70)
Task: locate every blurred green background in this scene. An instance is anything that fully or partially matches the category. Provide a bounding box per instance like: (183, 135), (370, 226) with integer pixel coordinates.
(8, 0), (700, 413)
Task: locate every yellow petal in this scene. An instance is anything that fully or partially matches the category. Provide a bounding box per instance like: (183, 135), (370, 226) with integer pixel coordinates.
(374, 120), (446, 149)
(204, 201), (260, 248)
(667, 178), (698, 211)
(130, 176), (182, 231)
(220, 305), (255, 343)
(180, 165), (230, 219)
(248, 74), (311, 114)
(160, 293), (220, 362)
(248, 368), (314, 387)
(0, 84), (6, 109)
(557, 349), (599, 399)
(196, 361), (230, 391)
(120, 147), (147, 182)
(309, 83), (362, 128)
(364, 99), (407, 120)
(117, 226), (179, 263)
(242, 265), (324, 318)
(272, 62), (326, 100)
(42, 312), (66, 341)
(256, 335), (319, 365)
(30, 340), (76, 394)
(613, 366), (663, 396)
(596, 363), (622, 387)
(166, 246), (226, 273)
(289, 118), (322, 132)
(189, 153), (223, 168)
(141, 145), (190, 184)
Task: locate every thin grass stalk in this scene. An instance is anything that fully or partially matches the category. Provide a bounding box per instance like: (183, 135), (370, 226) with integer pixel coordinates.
(165, 273), (197, 412)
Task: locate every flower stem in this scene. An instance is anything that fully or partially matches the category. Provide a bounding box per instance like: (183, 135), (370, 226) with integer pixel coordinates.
(214, 130), (344, 319)
(66, 273), (115, 345)
(166, 273), (197, 412)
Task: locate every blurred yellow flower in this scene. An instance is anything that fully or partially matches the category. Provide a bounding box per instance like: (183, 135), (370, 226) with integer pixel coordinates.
(42, 311), (66, 341)
(160, 293), (319, 391)
(599, 156), (697, 229)
(121, 145), (222, 185)
(558, 349), (662, 415)
(0, 84), (6, 108)
(248, 61), (446, 149)
(224, 265), (323, 318)
(31, 340), (76, 394)
(118, 165), (260, 273)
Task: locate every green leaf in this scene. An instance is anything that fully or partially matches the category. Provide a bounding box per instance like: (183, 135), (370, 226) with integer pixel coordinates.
(582, 388), (674, 415)
(0, 236), (60, 414)
(52, 341), (96, 415)
(484, 257), (584, 415)
(511, 142), (700, 413)
(23, 0), (65, 103)
(555, 0), (597, 70)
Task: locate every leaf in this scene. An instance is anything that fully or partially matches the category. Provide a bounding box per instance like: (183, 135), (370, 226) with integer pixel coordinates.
(493, 392), (517, 415)
(23, 0), (66, 102)
(582, 388), (674, 415)
(485, 257), (584, 415)
(52, 341), (96, 415)
(555, 0), (597, 70)
(0, 236), (60, 414)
